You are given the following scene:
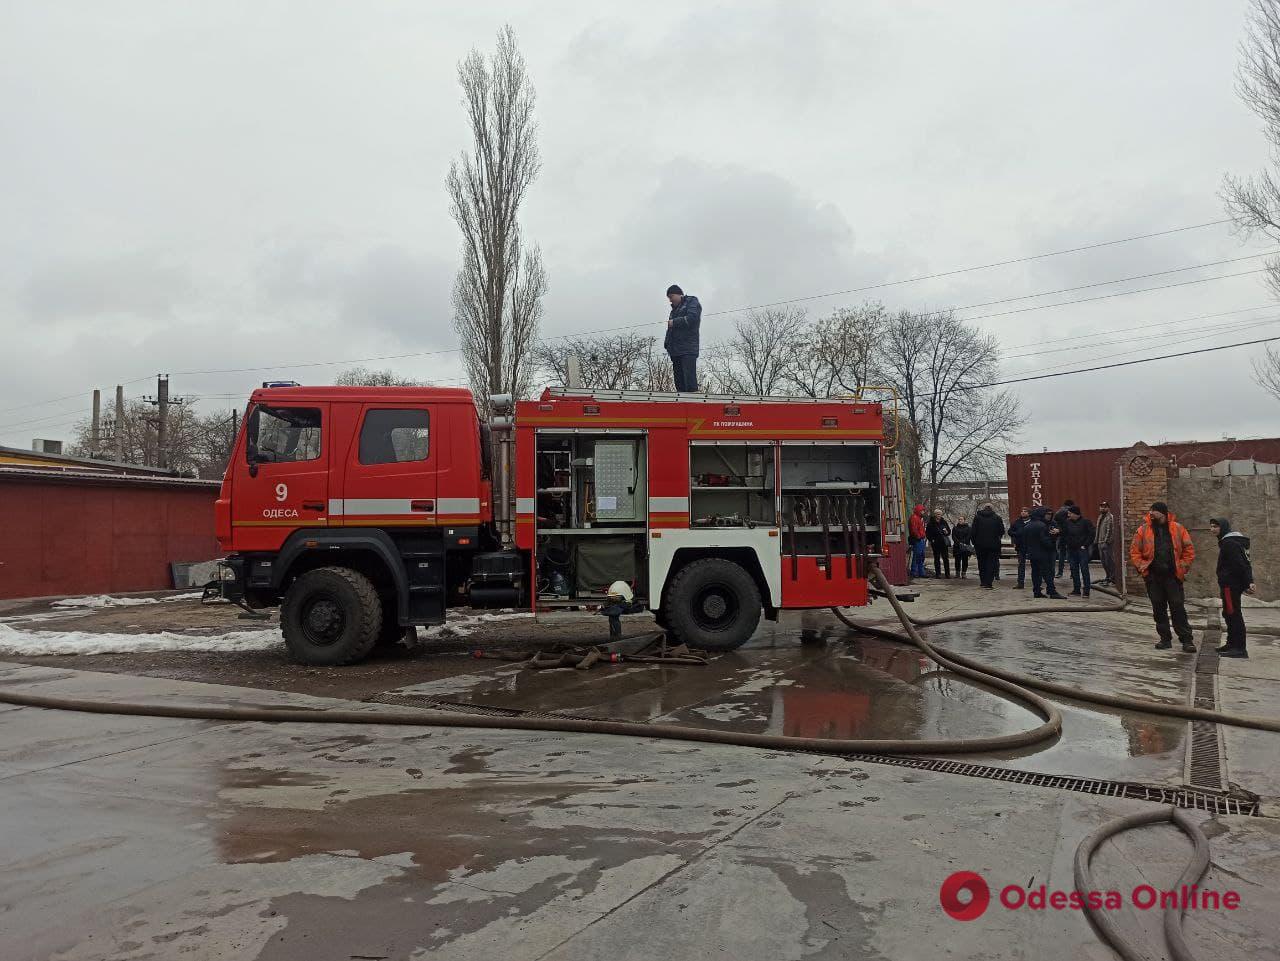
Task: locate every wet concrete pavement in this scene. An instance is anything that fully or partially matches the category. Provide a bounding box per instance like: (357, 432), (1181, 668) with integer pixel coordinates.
(2, 575), (1279, 959)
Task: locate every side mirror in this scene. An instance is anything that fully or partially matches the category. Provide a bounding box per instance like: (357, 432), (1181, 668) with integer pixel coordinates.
(249, 461), (259, 478)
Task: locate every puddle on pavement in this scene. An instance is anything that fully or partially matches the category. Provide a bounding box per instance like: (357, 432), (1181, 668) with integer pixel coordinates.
(379, 607), (1189, 766)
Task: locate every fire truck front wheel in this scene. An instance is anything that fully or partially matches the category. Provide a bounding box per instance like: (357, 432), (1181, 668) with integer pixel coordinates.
(665, 558), (761, 652)
(281, 567), (382, 666)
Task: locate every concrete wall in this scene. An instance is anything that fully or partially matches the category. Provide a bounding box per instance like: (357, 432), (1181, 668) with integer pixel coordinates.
(1168, 465), (1279, 601)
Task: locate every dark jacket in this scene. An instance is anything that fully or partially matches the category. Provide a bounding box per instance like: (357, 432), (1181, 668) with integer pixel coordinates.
(1212, 518), (1254, 590)
(971, 506), (1006, 551)
(925, 517), (951, 546)
(1022, 507), (1057, 559)
(1009, 515), (1029, 552)
(952, 522), (973, 556)
(1061, 515), (1096, 550)
(1053, 505), (1073, 539)
(664, 294), (702, 356)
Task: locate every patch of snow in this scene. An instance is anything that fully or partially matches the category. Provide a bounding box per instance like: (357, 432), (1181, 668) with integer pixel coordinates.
(421, 609), (533, 639)
(52, 594), (160, 609)
(0, 622), (283, 656)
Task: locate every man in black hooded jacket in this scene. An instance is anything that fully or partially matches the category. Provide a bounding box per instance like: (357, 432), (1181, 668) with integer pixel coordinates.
(970, 503), (1006, 589)
(1210, 517), (1255, 658)
(1023, 507), (1064, 599)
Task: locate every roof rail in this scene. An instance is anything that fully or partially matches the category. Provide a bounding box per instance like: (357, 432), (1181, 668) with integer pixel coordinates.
(545, 387), (881, 405)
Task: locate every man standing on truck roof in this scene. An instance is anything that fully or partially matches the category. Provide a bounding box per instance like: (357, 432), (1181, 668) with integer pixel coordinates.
(665, 284), (701, 392)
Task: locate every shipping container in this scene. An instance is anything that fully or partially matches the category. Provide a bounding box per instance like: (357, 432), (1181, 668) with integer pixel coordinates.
(1005, 437), (1280, 523)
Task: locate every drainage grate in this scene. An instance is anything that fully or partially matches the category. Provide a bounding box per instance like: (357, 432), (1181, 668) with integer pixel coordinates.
(837, 753), (1258, 816)
(364, 695), (1260, 817)
(1185, 620), (1228, 791)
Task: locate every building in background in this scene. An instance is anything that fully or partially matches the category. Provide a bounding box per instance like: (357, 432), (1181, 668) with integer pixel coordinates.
(0, 446), (220, 600)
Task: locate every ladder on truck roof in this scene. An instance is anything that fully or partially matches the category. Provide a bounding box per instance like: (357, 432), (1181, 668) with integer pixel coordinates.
(547, 387), (880, 405)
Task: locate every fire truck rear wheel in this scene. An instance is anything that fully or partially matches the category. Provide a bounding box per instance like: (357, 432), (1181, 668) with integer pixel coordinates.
(281, 567), (382, 666)
(666, 558), (761, 652)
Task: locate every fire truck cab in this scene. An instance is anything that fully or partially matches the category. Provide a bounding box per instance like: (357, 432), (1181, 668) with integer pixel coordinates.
(215, 385), (885, 665)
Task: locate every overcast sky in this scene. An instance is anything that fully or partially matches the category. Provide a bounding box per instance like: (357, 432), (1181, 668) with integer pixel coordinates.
(2, 1), (1277, 462)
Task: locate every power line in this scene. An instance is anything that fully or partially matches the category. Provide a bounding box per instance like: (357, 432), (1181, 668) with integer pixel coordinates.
(957, 335), (1280, 392)
(959, 267), (1269, 323)
(999, 302), (1274, 353)
(1007, 316), (1280, 377)
(1002, 307), (1279, 360)
(700, 218), (1236, 317)
(0, 217), (1250, 416)
(166, 252), (1278, 380)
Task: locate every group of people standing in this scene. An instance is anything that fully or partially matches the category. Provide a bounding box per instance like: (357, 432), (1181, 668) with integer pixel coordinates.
(1008, 499), (1108, 599)
(908, 498), (1256, 658)
(908, 503), (1007, 589)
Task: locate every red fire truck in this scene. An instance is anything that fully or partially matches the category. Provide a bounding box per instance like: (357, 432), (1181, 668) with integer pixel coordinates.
(214, 385), (886, 665)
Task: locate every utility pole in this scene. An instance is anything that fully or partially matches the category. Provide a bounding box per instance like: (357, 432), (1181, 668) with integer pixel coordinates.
(90, 390), (101, 456)
(114, 385), (125, 462)
(228, 409), (239, 459)
(143, 375), (186, 471)
(156, 375), (169, 469)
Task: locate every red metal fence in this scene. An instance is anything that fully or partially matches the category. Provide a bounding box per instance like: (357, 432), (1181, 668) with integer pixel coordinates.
(0, 470), (220, 599)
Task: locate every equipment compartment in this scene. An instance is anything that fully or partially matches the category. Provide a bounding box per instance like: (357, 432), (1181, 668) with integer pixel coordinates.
(688, 442), (776, 528)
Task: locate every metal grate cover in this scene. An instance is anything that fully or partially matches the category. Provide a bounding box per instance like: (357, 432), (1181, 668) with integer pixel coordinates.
(1186, 622), (1228, 791)
(365, 695), (1259, 817)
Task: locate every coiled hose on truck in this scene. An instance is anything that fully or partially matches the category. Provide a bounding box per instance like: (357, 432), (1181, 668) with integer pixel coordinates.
(0, 566), (1270, 961)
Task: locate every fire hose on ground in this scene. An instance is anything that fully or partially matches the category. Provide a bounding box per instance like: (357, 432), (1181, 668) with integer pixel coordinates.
(0, 566), (1273, 961)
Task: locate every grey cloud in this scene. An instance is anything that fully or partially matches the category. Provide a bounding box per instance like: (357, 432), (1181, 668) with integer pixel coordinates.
(20, 254), (194, 324)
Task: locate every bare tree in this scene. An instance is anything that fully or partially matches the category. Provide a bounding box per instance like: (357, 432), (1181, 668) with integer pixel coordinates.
(874, 309), (932, 436)
(785, 305), (885, 397)
(534, 333), (678, 392)
(1255, 345), (1280, 400)
(447, 25), (544, 411)
(69, 399), (239, 478)
(1226, 2), (1280, 397)
(717, 308), (806, 394)
(334, 367), (425, 387)
(876, 311), (1024, 507)
(535, 334), (651, 390)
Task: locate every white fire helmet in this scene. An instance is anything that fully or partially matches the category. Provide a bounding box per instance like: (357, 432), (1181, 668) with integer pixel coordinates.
(607, 580), (634, 603)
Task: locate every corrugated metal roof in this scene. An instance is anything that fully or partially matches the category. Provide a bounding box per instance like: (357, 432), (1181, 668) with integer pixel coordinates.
(0, 445), (177, 476)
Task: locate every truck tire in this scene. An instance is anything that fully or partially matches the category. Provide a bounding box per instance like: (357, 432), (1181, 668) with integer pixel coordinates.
(281, 567), (381, 666)
(665, 558), (761, 652)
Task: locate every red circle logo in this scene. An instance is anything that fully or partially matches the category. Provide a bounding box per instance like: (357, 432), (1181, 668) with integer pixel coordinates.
(940, 871), (990, 921)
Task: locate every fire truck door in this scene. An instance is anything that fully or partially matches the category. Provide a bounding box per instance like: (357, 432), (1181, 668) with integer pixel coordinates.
(335, 403), (442, 622)
(236, 402), (330, 551)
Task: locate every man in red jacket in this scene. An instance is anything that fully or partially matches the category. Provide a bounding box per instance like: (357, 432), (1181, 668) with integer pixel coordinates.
(908, 504), (928, 578)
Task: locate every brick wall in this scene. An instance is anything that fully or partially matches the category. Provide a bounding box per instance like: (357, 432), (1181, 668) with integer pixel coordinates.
(1114, 442), (1170, 596)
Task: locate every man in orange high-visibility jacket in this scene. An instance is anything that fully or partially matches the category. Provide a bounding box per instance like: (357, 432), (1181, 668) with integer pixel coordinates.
(1129, 501), (1197, 653)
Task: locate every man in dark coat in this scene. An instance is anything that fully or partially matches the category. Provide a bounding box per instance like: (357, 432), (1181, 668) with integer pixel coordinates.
(1053, 499), (1075, 576)
(1210, 517), (1255, 658)
(970, 503), (1006, 589)
(1062, 505), (1096, 597)
(1009, 506), (1031, 588)
(925, 509), (952, 579)
(1024, 507), (1064, 599)
(664, 285), (701, 392)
